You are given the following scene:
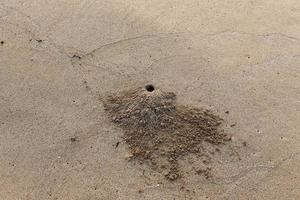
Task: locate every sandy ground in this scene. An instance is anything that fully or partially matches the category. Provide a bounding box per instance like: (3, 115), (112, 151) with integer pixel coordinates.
(1, 0), (300, 199)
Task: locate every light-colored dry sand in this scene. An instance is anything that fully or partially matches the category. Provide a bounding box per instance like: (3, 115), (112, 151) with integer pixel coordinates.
(0, 1), (300, 199)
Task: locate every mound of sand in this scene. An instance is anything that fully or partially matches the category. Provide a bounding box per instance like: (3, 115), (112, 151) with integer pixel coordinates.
(103, 85), (231, 180)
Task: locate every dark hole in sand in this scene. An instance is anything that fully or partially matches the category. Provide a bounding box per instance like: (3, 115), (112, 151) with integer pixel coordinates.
(145, 84), (155, 92)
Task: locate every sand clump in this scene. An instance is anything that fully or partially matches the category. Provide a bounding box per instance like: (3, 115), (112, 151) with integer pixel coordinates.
(103, 85), (231, 181)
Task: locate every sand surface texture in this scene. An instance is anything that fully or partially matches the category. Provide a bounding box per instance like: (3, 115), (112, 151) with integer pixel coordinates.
(0, 1), (300, 199)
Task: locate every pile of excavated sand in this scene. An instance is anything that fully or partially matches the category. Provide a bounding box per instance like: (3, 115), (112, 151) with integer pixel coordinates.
(103, 85), (231, 180)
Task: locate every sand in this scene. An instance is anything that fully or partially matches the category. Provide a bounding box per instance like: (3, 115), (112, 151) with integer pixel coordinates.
(0, 0), (300, 199)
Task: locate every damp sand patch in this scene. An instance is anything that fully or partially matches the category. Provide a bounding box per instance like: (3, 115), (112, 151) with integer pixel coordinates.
(103, 85), (232, 181)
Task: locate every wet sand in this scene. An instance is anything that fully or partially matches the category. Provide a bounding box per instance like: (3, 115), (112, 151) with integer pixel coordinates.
(0, 1), (300, 199)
